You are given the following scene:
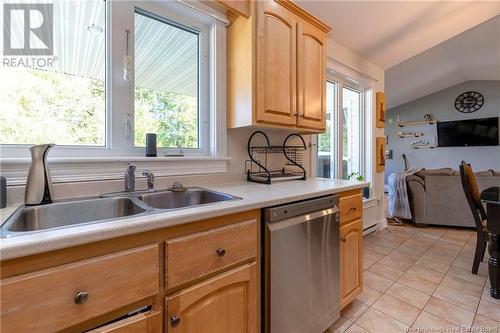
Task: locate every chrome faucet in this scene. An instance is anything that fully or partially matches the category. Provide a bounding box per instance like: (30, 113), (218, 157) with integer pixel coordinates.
(124, 163), (136, 192)
(25, 144), (55, 205)
(142, 170), (155, 192)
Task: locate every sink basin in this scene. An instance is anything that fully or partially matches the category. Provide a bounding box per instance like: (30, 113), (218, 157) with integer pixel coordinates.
(137, 188), (239, 209)
(1, 187), (239, 237)
(1, 197), (147, 236)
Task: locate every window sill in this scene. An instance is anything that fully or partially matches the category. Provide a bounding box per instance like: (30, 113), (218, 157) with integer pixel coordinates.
(1, 156), (231, 186)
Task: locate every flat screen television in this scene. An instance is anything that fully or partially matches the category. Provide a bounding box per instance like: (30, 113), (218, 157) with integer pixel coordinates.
(437, 117), (499, 147)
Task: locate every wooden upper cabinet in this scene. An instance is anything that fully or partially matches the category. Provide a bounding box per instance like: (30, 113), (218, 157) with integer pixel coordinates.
(227, 0), (331, 132)
(216, 0), (250, 18)
(296, 22), (326, 130)
(255, 0), (297, 126)
(166, 263), (258, 333)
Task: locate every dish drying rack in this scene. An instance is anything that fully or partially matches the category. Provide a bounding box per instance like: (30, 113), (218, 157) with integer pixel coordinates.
(246, 131), (307, 184)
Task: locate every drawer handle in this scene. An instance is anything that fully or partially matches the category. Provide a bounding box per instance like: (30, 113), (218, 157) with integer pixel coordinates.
(350, 207), (358, 211)
(74, 291), (89, 305)
(171, 314), (181, 327)
(340, 237), (347, 242)
(216, 248), (226, 257)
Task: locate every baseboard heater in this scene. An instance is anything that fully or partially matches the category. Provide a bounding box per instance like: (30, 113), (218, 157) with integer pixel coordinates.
(363, 223), (379, 235)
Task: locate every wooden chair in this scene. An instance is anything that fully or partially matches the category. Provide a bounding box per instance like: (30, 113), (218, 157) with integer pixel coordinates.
(459, 161), (488, 274)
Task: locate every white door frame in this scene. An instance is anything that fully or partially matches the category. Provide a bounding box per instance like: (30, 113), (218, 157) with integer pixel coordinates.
(311, 71), (366, 180)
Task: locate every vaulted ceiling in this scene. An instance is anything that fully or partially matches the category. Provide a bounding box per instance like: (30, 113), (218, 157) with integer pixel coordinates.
(296, 1), (500, 109)
(296, 1), (500, 70)
(385, 15), (500, 108)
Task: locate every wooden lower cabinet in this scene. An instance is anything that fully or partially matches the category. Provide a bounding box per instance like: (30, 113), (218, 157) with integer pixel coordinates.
(0, 245), (159, 333)
(88, 311), (161, 333)
(339, 219), (363, 308)
(0, 210), (260, 333)
(339, 193), (363, 223)
(165, 219), (257, 290)
(166, 263), (258, 333)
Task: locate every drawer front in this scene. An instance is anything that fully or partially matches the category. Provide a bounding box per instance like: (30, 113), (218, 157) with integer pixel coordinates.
(166, 219), (257, 289)
(1, 244), (159, 333)
(88, 310), (161, 333)
(339, 193), (362, 223)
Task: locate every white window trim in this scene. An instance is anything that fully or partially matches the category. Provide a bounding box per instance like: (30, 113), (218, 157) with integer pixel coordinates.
(312, 68), (373, 195)
(0, 0), (228, 184)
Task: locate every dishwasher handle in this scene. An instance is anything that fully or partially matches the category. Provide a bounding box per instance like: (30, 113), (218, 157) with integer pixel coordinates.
(265, 195), (339, 223)
(266, 207), (339, 232)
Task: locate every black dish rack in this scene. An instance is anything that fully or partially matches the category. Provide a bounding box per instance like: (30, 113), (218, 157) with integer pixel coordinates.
(246, 131), (307, 184)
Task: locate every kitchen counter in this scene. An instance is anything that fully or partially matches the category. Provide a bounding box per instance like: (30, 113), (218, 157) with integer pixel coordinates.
(0, 178), (367, 260)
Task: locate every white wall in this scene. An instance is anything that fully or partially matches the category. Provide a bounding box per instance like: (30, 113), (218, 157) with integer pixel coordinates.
(226, 127), (304, 177)
(386, 80), (500, 181)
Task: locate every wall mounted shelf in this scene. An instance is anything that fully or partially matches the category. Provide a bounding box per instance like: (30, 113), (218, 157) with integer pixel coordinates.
(397, 131), (424, 138)
(398, 120), (436, 128)
(411, 144), (437, 149)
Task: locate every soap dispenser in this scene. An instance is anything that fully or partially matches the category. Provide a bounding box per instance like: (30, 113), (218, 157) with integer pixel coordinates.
(25, 144), (55, 205)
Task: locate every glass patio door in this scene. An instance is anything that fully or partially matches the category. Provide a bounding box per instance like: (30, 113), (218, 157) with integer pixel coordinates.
(316, 79), (363, 180)
(317, 81), (337, 178)
(342, 87), (362, 179)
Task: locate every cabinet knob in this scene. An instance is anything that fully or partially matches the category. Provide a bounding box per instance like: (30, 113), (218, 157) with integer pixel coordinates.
(350, 207), (357, 211)
(340, 237), (347, 242)
(171, 314), (181, 327)
(74, 291), (89, 304)
(216, 248), (226, 257)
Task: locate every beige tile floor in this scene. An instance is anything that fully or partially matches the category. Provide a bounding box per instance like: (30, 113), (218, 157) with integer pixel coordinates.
(327, 224), (500, 333)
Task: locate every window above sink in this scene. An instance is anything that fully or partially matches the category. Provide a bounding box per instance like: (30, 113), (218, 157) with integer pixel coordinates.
(0, 0), (228, 184)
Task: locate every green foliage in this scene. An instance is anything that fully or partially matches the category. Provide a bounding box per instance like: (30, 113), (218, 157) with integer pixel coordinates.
(318, 119), (331, 153)
(346, 171), (364, 182)
(134, 88), (198, 148)
(0, 67), (198, 149)
(0, 67), (105, 146)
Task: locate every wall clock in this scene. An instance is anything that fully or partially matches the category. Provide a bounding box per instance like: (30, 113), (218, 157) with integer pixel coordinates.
(455, 91), (484, 113)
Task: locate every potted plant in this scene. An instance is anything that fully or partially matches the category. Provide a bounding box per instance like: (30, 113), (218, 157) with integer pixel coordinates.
(346, 172), (370, 199)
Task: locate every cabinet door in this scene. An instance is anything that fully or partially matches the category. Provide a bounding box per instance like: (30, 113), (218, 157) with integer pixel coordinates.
(296, 21), (326, 130)
(166, 263), (258, 333)
(340, 219), (363, 308)
(255, 0), (297, 126)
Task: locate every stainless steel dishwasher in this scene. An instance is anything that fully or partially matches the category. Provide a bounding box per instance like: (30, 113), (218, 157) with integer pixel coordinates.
(263, 195), (340, 333)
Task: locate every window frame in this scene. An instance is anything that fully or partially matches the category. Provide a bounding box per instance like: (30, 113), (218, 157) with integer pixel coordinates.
(131, 4), (210, 155)
(0, 0), (228, 184)
(314, 71), (369, 182)
(341, 83), (365, 180)
(0, 0), (110, 156)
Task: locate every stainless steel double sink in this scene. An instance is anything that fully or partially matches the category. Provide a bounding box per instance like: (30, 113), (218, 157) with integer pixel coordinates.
(1, 188), (239, 237)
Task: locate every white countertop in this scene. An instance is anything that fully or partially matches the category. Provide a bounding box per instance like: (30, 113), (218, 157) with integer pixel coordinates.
(0, 178), (367, 260)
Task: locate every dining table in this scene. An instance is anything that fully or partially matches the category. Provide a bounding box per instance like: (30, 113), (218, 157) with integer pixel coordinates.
(481, 186), (500, 299)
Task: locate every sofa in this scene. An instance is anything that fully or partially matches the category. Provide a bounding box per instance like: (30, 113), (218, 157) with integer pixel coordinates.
(406, 168), (500, 228)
